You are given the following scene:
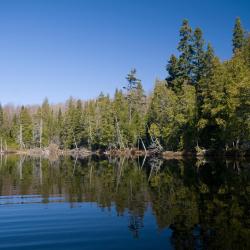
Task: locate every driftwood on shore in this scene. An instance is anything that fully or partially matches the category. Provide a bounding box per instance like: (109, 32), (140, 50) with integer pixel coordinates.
(104, 148), (147, 157)
(1, 144), (250, 160)
(5, 144), (93, 160)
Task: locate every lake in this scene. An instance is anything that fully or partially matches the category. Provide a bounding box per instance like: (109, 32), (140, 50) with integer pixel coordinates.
(0, 155), (249, 249)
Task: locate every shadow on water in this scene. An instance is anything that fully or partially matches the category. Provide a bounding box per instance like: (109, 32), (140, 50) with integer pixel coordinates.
(0, 154), (250, 249)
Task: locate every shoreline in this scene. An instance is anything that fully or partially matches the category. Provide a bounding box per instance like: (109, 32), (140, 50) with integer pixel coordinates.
(1, 147), (250, 160)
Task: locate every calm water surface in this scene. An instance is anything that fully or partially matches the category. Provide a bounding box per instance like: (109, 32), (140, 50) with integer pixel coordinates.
(0, 155), (249, 249)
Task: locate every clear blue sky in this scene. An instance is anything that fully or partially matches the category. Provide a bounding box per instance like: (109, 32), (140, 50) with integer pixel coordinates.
(0, 0), (249, 105)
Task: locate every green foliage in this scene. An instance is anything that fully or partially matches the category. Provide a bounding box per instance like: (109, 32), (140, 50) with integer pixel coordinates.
(93, 93), (115, 149)
(147, 80), (196, 150)
(0, 18), (249, 152)
(233, 17), (245, 53)
(19, 106), (33, 148)
(177, 19), (193, 83)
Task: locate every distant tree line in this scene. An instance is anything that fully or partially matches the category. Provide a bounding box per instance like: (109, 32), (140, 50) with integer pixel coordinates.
(0, 18), (249, 151)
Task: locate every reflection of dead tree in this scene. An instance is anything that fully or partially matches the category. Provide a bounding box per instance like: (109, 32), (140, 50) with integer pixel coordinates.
(18, 155), (25, 180)
(33, 156), (43, 185)
(195, 158), (207, 170)
(0, 147), (7, 167)
(148, 158), (163, 182)
(233, 161), (240, 173)
(0, 138), (7, 153)
(4, 153), (7, 165)
(116, 157), (125, 192)
(138, 137), (147, 155)
(0, 150), (8, 167)
(88, 156), (94, 185)
(139, 154), (147, 170)
(128, 214), (144, 239)
(72, 155), (78, 177)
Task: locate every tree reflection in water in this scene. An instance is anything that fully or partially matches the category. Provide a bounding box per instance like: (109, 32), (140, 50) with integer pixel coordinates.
(0, 155), (250, 249)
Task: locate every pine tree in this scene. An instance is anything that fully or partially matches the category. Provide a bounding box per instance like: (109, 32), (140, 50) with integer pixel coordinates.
(113, 89), (128, 148)
(124, 69), (141, 124)
(19, 106), (33, 148)
(233, 17), (245, 53)
(192, 27), (205, 84)
(74, 99), (84, 147)
(40, 98), (54, 146)
(94, 94), (115, 149)
(196, 44), (218, 144)
(166, 54), (180, 90)
(177, 19), (194, 84)
(54, 107), (63, 147)
(130, 81), (147, 146)
(224, 51), (250, 148)
(62, 98), (78, 149)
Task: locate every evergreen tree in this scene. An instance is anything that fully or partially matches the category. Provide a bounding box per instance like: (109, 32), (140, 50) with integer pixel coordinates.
(62, 98), (79, 149)
(40, 98), (54, 146)
(74, 99), (84, 146)
(124, 68), (142, 124)
(233, 17), (245, 53)
(148, 80), (195, 150)
(224, 51), (250, 148)
(192, 27), (205, 84)
(129, 81), (147, 146)
(196, 44), (218, 145)
(19, 106), (33, 148)
(177, 19), (194, 85)
(166, 55), (180, 90)
(94, 94), (115, 149)
(56, 107), (63, 146)
(113, 89), (129, 148)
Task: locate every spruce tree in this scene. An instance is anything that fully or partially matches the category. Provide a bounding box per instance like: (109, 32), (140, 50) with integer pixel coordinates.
(233, 17), (245, 53)
(196, 44), (216, 130)
(177, 19), (194, 84)
(192, 27), (205, 84)
(166, 55), (180, 91)
(113, 89), (128, 148)
(124, 69), (141, 124)
(19, 106), (33, 148)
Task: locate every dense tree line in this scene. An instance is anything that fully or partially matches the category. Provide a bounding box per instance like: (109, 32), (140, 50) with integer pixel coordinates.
(0, 18), (249, 151)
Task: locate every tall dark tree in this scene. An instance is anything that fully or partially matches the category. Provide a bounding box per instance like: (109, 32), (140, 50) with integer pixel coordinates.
(197, 43), (217, 119)
(177, 19), (194, 84)
(192, 27), (205, 84)
(232, 17), (245, 53)
(124, 69), (141, 124)
(166, 55), (180, 91)
(19, 106), (33, 148)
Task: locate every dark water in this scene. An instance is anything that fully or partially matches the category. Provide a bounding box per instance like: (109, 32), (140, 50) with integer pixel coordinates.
(0, 155), (250, 249)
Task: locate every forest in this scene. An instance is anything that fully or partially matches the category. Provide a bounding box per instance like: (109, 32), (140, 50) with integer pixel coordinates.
(0, 18), (249, 153)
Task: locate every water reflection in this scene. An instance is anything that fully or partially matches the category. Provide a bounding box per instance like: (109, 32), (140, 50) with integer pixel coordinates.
(0, 155), (250, 249)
